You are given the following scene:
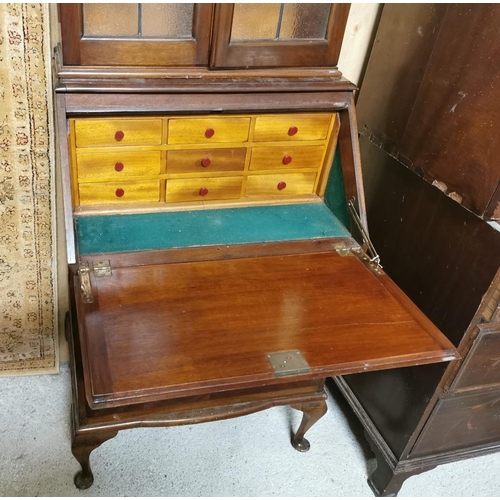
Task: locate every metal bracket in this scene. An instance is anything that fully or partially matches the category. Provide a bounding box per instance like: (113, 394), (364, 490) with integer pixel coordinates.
(77, 260), (112, 303)
(266, 350), (310, 378)
(331, 241), (361, 257)
(92, 259), (112, 277)
(78, 261), (93, 303)
(347, 199), (383, 273)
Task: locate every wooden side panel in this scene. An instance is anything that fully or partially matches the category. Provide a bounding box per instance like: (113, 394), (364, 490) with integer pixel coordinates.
(358, 4), (500, 220)
(398, 5), (500, 218)
(357, 4), (448, 145)
(411, 388), (500, 457)
(360, 137), (500, 348)
(343, 136), (500, 459)
(452, 325), (500, 392)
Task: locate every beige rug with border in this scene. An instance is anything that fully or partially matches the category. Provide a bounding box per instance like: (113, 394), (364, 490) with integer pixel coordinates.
(0, 3), (58, 376)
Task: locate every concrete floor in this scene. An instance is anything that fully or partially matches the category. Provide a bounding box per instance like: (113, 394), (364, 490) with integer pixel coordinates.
(1, 364), (500, 497)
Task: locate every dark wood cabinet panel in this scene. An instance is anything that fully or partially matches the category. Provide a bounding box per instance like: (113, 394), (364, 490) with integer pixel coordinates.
(452, 325), (500, 393)
(60, 4), (214, 66)
(209, 3), (349, 70)
(335, 5), (500, 495)
(358, 4), (500, 221)
(411, 388), (500, 457)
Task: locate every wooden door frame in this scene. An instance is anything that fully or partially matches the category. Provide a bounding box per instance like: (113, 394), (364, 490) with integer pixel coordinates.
(209, 3), (350, 69)
(59, 3), (214, 66)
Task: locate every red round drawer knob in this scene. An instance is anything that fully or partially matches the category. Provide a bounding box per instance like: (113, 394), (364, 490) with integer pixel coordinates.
(115, 188), (125, 198)
(288, 126), (298, 136)
(199, 187), (209, 196)
(114, 162), (124, 172)
(201, 157), (211, 167)
(205, 128), (215, 139)
(277, 181), (287, 191)
(115, 130), (125, 141)
(282, 155), (292, 165)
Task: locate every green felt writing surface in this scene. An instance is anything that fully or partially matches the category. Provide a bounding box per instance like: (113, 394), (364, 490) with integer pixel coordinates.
(76, 203), (350, 255)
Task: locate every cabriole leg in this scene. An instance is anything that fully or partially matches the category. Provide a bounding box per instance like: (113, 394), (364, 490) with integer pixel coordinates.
(72, 431), (118, 489)
(290, 399), (328, 452)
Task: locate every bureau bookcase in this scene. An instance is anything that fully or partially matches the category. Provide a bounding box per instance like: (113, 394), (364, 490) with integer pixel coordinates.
(55, 3), (457, 490)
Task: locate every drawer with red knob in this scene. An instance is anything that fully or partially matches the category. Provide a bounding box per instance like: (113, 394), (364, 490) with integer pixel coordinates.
(253, 114), (332, 142)
(245, 173), (317, 197)
(167, 118), (250, 145)
(166, 176), (243, 203)
(79, 181), (160, 205)
(249, 146), (325, 171)
(74, 119), (162, 148)
(166, 148), (246, 174)
(76, 151), (161, 180)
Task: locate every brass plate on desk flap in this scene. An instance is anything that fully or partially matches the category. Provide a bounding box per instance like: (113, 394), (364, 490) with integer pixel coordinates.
(266, 350), (310, 378)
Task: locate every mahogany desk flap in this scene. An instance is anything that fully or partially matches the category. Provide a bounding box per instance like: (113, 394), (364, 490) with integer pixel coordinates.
(75, 249), (457, 409)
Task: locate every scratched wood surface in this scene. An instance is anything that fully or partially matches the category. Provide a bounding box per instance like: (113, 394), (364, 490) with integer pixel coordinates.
(75, 249), (456, 409)
(357, 4), (500, 220)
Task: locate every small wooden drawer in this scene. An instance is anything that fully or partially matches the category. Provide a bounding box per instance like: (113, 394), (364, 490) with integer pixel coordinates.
(253, 114), (332, 142)
(76, 151), (161, 180)
(78, 181), (160, 205)
(166, 176), (243, 203)
(167, 148), (246, 174)
(74, 119), (162, 148)
(245, 173), (317, 197)
(249, 146), (325, 171)
(168, 118), (250, 145)
(452, 324), (500, 392)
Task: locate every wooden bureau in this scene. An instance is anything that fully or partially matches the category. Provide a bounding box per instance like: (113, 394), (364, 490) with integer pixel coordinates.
(55, 3), (458, 491)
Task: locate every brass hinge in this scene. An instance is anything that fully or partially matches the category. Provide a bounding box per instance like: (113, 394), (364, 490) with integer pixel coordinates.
(331, 241), (361, 257)
(347, 199), (384, 274)
(78, 261), (93, 303)
(77, 259), (112, 303)
(92, 259), (112, 277)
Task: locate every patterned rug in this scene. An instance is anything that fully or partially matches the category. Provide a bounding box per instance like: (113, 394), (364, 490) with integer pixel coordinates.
(0, 4), (57, 375)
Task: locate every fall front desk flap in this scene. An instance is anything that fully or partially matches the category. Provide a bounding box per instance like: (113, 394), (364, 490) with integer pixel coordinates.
(73, 203), (458, 409)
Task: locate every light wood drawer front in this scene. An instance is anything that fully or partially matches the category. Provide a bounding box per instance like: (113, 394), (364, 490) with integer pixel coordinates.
(253, 114), (332, 142)
(75, 119), (162, 148)
(249, 146), (325, 171)
(168, 118), (250, 145)
(79, 181), (160, 205)
(167, 148), (246, 174)
(166, 177), (243, 203)
(245, 173), (317, 197)
(77, 151), (161, 180)
(452, 325), (500, 392)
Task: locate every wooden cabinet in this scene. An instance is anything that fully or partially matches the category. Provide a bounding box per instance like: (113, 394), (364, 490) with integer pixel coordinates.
(55, 3), (458, 491)
(334, 4), (500, 496)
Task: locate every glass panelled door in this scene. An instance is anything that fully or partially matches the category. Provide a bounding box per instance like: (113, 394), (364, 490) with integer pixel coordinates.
(210, 3), (350, 69)
(60, 3), (213, 66)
